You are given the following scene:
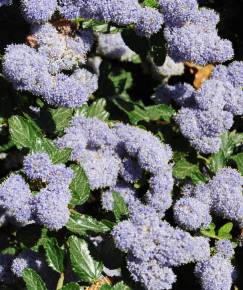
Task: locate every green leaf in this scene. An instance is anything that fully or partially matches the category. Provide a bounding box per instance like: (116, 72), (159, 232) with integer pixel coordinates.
(69, 165), (90, 206)
(8, 115), (42, 149)
(61, 282), (81, 290)
(22, 268), (47, 290)
(218, 222), (233, 238)
(51, 148), (72, 164)
(112, 191), (129, 221)
(112, 98), (149, 125)
(231, 153), (243, 174)
(75, 99), (110, 122)
(173, 158), (207, 184)
(121, 30), (150, 58)
(0, 140), (15, 152)
(113, 282), (131, 290)
(100, 282), (131, 290)
(145, 104), (175, 122)
(32, 137), (71, 164)
(108, 70), (133, 95)
(209, 131), (243, 173)
(1, 247), (16, 255)
(82, 19), (109, 32)
(100, 286), (112, 290)
(68, 236), (103, 283)
(200, 223), (218, 239)
(49, 108), (73, 133)
(86, 99), (110, 121)
(143, 0), (159, 8)
(66, 211), (111, 236)
(43, 238), (64, 273)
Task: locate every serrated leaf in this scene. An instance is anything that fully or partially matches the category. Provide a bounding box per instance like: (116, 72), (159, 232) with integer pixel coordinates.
(51, 148), (72, 164)
(61, 282), (81, 290)
(49, 108), (73, 133)
(32, 137), (71, 164)
(66, 212), (111, 236)
(112, 98), (149, 125)
(74, 103), (89, 117)
(86, 99), (110, 121)
(112, 191), (129, 221)
(8, 115), (42, 149)
(43, 238), (64, 273)
(74, 100), (109, 121)
(173, 158), (207, 184)
(231, 153), (243, 174)
(145, 104), (175, 122)
(69, 165), (90, 206)
(22, 268), (47, 290)
(209, 131), (243, 173)
(68, 236), (103, 283)
(218, 222), (233, 238)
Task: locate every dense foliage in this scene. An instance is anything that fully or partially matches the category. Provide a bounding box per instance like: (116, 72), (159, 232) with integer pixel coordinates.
(0, 0), (242, 289)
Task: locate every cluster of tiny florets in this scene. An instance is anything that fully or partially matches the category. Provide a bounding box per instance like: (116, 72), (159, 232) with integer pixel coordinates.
(155, 61), (243, 154)
(0, 152), (73, 230)
(112, 201), (210, 289)
(58, 0), (164, 38)
(21, 0), (57, 23)
(194, 254), (235, 290)
(56, 117), (174, 215)
(3, 22), (97, 108)
(159, 0), (234, 64)
(173, 196), (212, 231)
(215, 240), (235, 259)
(173, 167), (243, 230)
(11, 250), (46, 278)
(112, 165), (242, 289)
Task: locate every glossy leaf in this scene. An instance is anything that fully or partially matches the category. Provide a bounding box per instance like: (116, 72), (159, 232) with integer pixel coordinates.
(68, 236), (103, 283)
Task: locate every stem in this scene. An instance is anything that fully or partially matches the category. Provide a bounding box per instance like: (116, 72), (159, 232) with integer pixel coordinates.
(197, 154), (210, 164)
(56, 272), (64, 290)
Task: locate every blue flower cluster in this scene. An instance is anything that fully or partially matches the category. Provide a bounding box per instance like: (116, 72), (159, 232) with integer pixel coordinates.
(0, 152), (73, 230)
(11, 250), (46, 278)
(21, 0), (57, 23)
(111, 166), (241, 289)
(159, 0), (234, 64)
(112, 202), (210, 289)
(3, 23), (97, 108)
(155, 61), (243, 153)
(56, 116), (174, 215)
(194, 254), (234, 290)
(58, 0), (164, 38)
(174, 167), (243, 230)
